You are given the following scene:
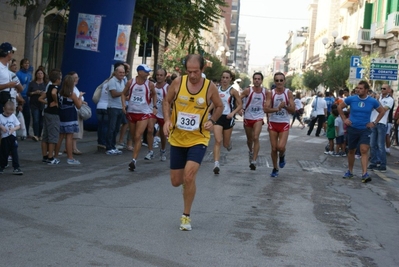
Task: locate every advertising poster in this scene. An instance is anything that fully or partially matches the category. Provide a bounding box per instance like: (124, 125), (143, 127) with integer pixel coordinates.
(74, 13), (102, 51)
(114, 24), (132, 61)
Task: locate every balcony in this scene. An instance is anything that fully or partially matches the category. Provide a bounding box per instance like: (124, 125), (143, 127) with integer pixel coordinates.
(370, 22), (386, 40)
(387, 12), (399, 35)
(340, 0), (358, 9)
(357, 29), (372, 45)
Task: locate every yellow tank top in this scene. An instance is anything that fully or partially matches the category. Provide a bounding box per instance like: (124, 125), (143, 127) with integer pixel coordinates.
(169, 75), (211, 147)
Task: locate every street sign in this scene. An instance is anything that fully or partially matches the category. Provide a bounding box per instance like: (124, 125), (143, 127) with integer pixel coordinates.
(350, 56), (362, 67)
(349, 56), (364, 81)
(369, 58), (398, 81)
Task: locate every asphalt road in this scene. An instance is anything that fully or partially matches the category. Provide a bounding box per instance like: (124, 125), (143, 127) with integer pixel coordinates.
(1, 119), (399, 267)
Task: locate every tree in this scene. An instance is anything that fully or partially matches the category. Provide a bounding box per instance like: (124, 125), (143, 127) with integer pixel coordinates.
(202, 54), (227, 82)
(133, 0), (227, 70)
(321, 46), (361, 93)
(7, 0), (69, 62)
(302, 70), (323, 92)
(291, 73), (303, 90)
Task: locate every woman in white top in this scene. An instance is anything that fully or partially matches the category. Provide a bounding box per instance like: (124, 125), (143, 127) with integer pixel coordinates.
(291, 93), (305, 129)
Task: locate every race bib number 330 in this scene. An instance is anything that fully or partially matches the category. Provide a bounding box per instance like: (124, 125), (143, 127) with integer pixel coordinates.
(177, 112), (200, 131)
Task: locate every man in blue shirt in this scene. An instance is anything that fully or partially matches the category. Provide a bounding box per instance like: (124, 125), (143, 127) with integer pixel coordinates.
(337, 81), (385, 183)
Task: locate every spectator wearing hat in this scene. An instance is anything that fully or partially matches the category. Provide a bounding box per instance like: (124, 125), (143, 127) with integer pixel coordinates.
(0, 42), (19, 111)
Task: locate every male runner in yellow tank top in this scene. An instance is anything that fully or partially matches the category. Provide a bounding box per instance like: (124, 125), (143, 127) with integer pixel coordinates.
(163, 54), (223, 231)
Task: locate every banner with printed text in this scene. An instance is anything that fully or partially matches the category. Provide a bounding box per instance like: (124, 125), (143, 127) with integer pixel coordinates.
(114, 24), (132, 61)
(74, 13), (102, 51)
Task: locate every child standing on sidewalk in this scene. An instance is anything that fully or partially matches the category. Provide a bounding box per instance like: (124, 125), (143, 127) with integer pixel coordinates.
(0, 101), (23, 174)
(324, 104), (338, 156)
(335, 109), (348, 156)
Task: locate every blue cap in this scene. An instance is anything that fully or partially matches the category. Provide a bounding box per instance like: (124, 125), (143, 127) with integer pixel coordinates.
(136, 64), (152, 73)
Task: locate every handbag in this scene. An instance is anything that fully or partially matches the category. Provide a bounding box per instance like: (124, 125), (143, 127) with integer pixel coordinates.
(310, 97), (318, 119)
(92, 77), (111, 104)
(78, 103), (92, 120)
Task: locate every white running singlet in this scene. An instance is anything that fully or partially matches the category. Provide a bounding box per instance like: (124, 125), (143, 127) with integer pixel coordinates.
(269, 88), (291, 123)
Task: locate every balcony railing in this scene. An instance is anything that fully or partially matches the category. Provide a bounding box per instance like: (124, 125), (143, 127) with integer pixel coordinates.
(357, 29), (371, 45)
(370, 21), (385, 39)
(387, 11), (399, 34)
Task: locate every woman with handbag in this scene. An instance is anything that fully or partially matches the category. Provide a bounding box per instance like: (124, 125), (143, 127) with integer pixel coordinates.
(307, 91), (327, 137)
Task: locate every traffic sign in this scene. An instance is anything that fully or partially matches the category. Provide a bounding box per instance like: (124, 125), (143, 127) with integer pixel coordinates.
(349, 56), (364, 81)
(369, 57), (398, 81)
(350, 56), (362, 67)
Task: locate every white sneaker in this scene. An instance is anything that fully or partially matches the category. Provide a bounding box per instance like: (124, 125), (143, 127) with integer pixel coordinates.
(144, 151), (154, 160)
(114, 149), (122, 155)
(116, 143), (125, 150)
(154, 136), (161, 143)
(153, 141), (159, 148)
(180, 215), (192, 231)
(67, 159), (80, 165)
(160, 150), (166, 161)
(106, 149), (122, 155)
(48, 158), (60, 165)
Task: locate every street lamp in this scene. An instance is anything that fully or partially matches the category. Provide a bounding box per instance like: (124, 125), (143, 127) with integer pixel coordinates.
(322, 31), (343, 49)
(216, 46), (230, 64)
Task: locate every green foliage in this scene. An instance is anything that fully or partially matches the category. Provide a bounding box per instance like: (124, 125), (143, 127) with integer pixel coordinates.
(134, 0), (227, 49)
(285, 76), (293, 89)
(321, 46), (361, 91)
(239, 75), (251, 89)
(302, 70), (323, 92)
(291, 73), (303, 90)
(202, 55), (227, 82)
(162, 46), (187, 74)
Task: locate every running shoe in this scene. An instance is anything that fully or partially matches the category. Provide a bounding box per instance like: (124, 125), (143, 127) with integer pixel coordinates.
(144, 151), (154, 160)
(213, 162), (220, 174)
(47, 158), (60, 165)
(361, 173), (372, 183)
(106, 149), (121, 155)
(67, 159), (81, 165)
(128, 160), (136, 171)
(42, 158), (51, 163)
(270, 168), (279, 177)
(249, 161), (256, 170)
(160, 150), (167, 161)
(342, 170), (353, 179)
(324, 151), (333, 155)
(12, 168), (23, 175)
(279, 155), (286, 168)
(180, 215), (192, 231)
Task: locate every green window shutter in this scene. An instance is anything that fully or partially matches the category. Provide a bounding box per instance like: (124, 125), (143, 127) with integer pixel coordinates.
(363, 3), (373, 29)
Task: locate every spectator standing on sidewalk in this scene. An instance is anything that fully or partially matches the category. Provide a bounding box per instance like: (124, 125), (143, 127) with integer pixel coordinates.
(0, 42), (19, 112)
(16, 58), (32, 138)
(28, 68), (47, 141)
(367, 84), (394, 173)
(307, 91), (327, 137)
(0, 101), (23, 174)
(337, 80), (385, 183)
